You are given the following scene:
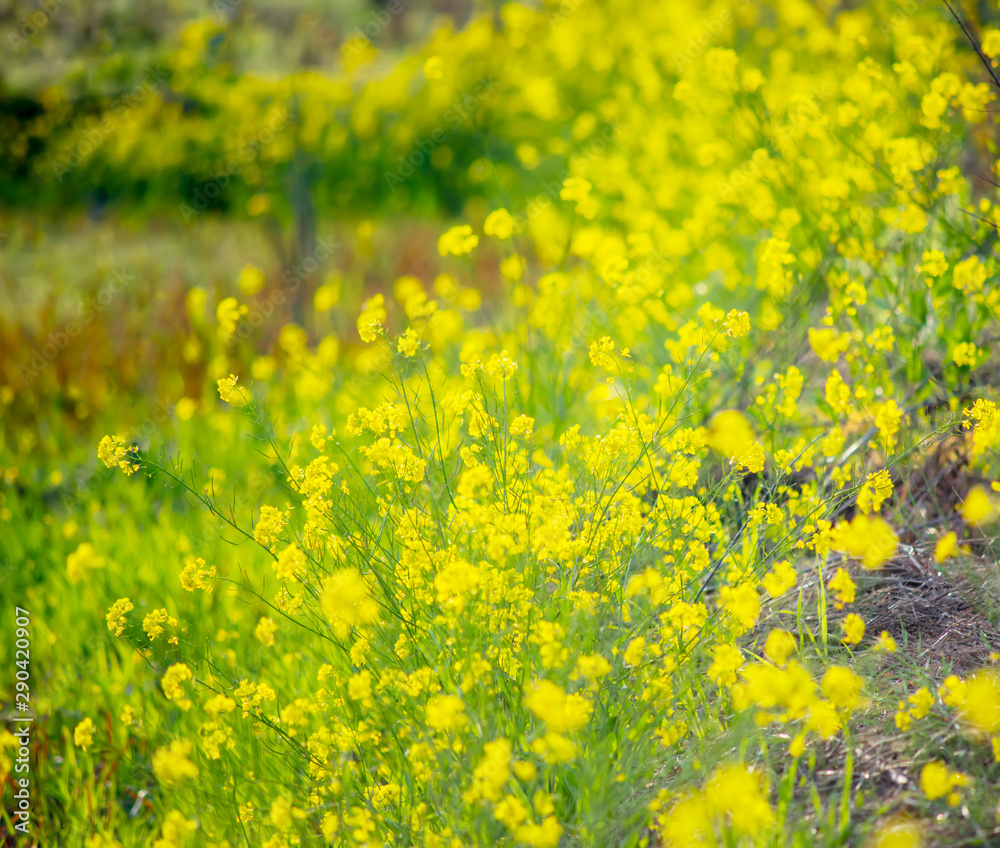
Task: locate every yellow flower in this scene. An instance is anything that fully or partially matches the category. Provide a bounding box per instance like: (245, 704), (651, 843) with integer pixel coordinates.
(897, 204), (927, 233)
(959, 671), (1000, 734)
(152, 739), (199, 784)
(161, 663), (194, 711)
(761, 560), (796, 597)
(314, 276), (341, 311)
(841, 613), (865, 645)
(509, 415), (535, 438)
(500, 254), (525, 282)
(513, 816), (562, 848)
(531, 731), (577, 764)
(808, 327), (850, 362)
(720, 583), (760, 632)
(828, 568), (856, 608)
(216, 296), (247, 340)
(217, 375), (251, 406)
(179, 555), (216, 591)
(764, 630), (796, 667)
(461, 738), (513, 804)
(917, 250), (948, 277)
(874, 631), (898, 653)
(268, 796), (305, 832)
(484, 208), (517, 239)
(588, 336), (633, 376)
(830, 513), (898, 569)
(357, 293), (386, 343)
(423, 55), (444, 79)
(706, 410), (754, 460)
(253, 505), (288, 548)
(513, 760), (537, 782)
(204, 694), (236, 716)
(237, 263), (265, 296)
(907, 687), (935, 720)
(754, 237), (795, 297)
(343, 34), (377, 70)
(310, 424), (331, 451)
(274, 544), (304, 581)
(821, 666), (863, 710)
(960, 487), (992, 524)
(175, 397), (198, 420)
(703, 765), (774, 835)
(67, 542), (105, 585)
(984, 29), (1000, 59)
(920, 761), (968, 803)
(921, 90), (949, 128)
(740, 660), (816, 718)
(320, 569), (379, 639)
(322, 813), (339, 841)
(426, 694), (468, 731)
(934, 531), (958, 563)
(953, 341), (979, 368)
(142, 609), (177, 641)
(708, 643), (743, 686)
(434, 558), (482, 613)
(736, 441), (765, 474)
(895, 703), (913, 731)
(74, 717), (95, 752)
(438, 224), (479, 256)
(525, 680), (592, 734)
(806, 700), (842, 739)
(857, 469), (892, 514)
(85, 835), (122, 848)
(560, 176), (592, 203)
(953, 256), (987, 294)
(742, 67), (766, 92)
(97, 435), (123, 468)
(825, 370), (852, 415)
(655, 793), (712, 847)
(939, 675), (968, 708)
(106, 598), (133, 636)
(874, 399), (904, 450)
(868, 818), (923, 848)
(97, 435), (138, 475)
(254, 617), (278, 647)
(397, 328), (420, 357)
(723, 309), (750, 338)
(155, 810), (197, 845)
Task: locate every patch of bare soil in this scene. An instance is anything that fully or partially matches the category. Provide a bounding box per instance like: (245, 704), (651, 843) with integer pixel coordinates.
(747, 534), (1000, 833)
(776, 546), (1000, 843)
(853, 546), (1000, 675)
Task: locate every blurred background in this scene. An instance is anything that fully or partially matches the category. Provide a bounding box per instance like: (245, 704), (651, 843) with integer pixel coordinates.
(0, 0), (536, 466)
(1, 6), (521, 834)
